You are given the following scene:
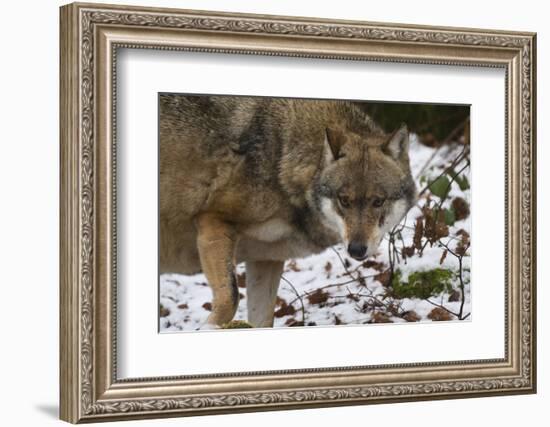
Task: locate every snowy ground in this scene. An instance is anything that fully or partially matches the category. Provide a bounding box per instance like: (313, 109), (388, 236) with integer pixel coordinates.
(160, 135), (471, 332)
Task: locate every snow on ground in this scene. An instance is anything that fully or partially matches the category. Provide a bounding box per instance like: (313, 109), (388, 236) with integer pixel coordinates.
(160, 135), (471, 332)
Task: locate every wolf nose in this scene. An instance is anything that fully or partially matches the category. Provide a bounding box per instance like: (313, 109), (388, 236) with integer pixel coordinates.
(348, 242), (368, 260)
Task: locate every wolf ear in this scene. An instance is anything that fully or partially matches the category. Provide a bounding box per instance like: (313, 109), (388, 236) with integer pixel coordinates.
(383, 123), (409, 161)
(324, 127), (346, 163)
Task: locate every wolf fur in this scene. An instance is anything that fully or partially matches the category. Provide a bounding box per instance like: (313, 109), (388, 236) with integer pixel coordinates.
(159, 95), (417, 328)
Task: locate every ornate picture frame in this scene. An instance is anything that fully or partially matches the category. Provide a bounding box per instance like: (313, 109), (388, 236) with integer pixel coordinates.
(60, 2), (536, 423)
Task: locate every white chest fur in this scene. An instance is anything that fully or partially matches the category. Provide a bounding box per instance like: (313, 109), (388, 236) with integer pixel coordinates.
(237, 218), (321, 262)
(242, 218), (294, 243)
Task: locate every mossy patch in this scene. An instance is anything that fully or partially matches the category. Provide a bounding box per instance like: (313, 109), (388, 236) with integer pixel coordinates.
(221, 320), (254, 329)
(391, 268), (454, 299)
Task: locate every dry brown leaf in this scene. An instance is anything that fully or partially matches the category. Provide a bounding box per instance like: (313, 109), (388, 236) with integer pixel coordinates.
(428, 307), (453, 321)
(374, 269), (392, 287)
(402, 311), (421, 322)
(362, 260), (385, 271)
(452, 197), (470, 221)
(370, 312), (393, 323)
(439, 249), (448, 265)
(159, 305), (170, 318)
(274, 301), (296, 318)
(307, 289), (329, 305)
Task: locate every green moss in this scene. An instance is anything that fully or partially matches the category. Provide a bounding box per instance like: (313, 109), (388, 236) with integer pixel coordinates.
(221, 320), (254, 329)
(391, 268), (454, 299)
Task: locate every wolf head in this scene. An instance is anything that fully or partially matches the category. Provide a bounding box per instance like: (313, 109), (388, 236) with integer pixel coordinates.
(318, 123), (417, 261)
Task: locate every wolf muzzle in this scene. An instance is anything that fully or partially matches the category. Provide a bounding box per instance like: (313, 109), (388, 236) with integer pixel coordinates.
(347, 241), (368, 260)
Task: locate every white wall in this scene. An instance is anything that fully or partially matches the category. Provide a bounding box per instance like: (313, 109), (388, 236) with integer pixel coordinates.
(0, 0), (546, 425)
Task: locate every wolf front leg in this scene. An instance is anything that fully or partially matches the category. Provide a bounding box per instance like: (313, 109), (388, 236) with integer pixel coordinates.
(195, 213), (239, 328)
(245, 260), (284, 328)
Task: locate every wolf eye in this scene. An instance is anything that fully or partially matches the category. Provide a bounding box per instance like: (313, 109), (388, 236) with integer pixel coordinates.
(338, 195), (351, 208)
(372, 198), (385, 208)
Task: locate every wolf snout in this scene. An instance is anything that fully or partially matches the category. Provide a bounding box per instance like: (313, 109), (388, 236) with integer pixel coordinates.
(347, 241), (368, 261)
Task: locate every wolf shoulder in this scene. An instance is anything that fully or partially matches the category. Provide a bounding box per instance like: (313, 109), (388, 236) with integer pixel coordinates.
(159, 94), (266, 153)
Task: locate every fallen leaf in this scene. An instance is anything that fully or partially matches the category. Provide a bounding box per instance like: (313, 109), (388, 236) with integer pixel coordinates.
(307, 289), (329, 305)
(275, 296), (286, 306)
(402, 311), (421, 322)
(402, 246), (415, 258)
(159, 305), (170, 318)
(428, 307), (453, 321)
(370, 312), (393, 323)
(274, 302), (296, 318)
(362, 260), (385, 271)
(452, 197), (470, 220)
(374, 269), (392, 286)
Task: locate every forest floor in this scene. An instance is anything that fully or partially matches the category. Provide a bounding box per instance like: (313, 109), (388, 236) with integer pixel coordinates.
(160, 135), (471, 332)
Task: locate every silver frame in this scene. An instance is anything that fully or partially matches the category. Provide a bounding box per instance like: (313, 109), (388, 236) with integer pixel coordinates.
(60, 2), (537, 423)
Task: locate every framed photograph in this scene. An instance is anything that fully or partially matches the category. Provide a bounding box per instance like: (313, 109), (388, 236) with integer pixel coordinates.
(60, 2), (537, 423)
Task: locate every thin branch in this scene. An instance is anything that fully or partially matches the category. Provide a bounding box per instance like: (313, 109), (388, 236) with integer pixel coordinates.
(414, 124), (467, 181)
(330, 247), (355, 278)
(434, 161), (470, 213)
(281, 275), (306, 324)
(418, 144), (469, 197)
(436, 240), (470, 320)
(285, 276), (378, 307)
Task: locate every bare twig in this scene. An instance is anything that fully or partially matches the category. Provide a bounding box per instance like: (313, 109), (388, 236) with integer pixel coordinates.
(281, 275), (306, 324)
(418, 144), (470, 197)
(330, 247), (355, 278)
(285, 275), (378, 307)
(415, 118), (469, 180)
(437, 240), (470, 320)
(434, 161), (470, 213)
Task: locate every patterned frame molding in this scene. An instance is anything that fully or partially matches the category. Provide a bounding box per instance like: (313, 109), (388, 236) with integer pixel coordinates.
(60, 2), (536, 423)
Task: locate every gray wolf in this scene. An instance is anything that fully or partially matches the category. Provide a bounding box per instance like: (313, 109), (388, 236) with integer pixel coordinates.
(159, 94), (417, 329)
